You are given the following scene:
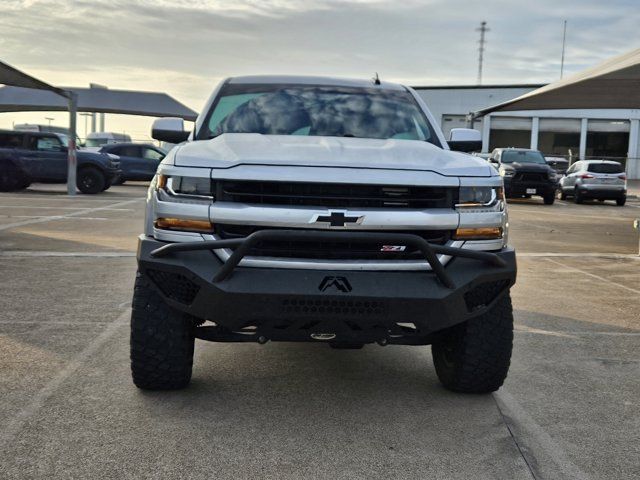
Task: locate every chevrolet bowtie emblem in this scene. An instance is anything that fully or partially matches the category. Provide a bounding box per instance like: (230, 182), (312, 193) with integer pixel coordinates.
(313, 211), (363, 228)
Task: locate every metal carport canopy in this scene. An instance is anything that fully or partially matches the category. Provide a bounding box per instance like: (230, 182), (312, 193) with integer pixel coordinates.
(0, 85), (197, 121)
(473, 47), (640, 116)
(0, 59), (80, 195)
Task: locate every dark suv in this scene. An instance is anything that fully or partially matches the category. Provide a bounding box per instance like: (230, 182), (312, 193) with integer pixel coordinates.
(0, 129), (120, 193)
(99, 142), (166, 183)
(489, 148), (558, 205)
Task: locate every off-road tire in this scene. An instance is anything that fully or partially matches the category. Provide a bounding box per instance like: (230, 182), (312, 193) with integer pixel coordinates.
(0, 161), (30, 192)
(130, 272), (195, 390)
(77, 166), (106, 194)
(432, 293), (513, 393)
(543, 193), (555, 205)
(616, 197), (626, 206)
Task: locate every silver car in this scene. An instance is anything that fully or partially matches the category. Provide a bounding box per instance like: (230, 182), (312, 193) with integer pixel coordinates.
(559, 160), (627, 205)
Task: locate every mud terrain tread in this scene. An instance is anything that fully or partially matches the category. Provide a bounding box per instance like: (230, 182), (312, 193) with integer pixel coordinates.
(432, 294), (513, 393)
(130, 272), (195, 390)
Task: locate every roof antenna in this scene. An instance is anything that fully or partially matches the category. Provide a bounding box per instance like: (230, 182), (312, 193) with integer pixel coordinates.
(372, 72), (381, 85)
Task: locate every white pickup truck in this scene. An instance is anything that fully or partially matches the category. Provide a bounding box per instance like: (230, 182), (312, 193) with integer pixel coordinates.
(131, 75), (516, 393)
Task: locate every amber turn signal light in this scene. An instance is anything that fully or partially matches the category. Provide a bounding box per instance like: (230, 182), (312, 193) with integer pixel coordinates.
(156, 174), (167, 189)
(453, 227), (503, 240)
(155, 217), (214, 233)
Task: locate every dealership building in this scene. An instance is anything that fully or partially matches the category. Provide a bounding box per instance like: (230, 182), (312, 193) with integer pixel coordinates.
(413, 47), (640, 179)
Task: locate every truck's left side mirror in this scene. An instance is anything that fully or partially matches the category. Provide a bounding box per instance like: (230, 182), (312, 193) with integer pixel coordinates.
(152, 118), (190, 143)
(447, 128), (482, 153)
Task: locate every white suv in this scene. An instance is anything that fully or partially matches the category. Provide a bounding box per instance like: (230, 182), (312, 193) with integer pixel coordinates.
(559, 160), (627, 205)
(130, 75), (517, 394)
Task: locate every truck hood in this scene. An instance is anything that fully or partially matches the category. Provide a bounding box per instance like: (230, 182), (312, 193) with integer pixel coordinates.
(173, 134), (494, 177)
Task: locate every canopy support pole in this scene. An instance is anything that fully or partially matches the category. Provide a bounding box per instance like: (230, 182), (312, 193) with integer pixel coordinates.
(66, 92), (78, 196)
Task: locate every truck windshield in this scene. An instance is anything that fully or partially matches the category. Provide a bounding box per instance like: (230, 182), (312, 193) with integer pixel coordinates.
(501, 151), (546, 164)
(199, 84), (439, 144)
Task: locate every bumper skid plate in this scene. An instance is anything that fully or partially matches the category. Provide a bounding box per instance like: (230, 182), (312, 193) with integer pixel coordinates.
(138, 230), (516, 345)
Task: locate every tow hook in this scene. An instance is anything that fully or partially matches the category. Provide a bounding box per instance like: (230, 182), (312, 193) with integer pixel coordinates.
(310, 333), (336, 341)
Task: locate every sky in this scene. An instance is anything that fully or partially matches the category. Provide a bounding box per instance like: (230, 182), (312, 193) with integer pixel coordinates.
(1, 0), (638, 140)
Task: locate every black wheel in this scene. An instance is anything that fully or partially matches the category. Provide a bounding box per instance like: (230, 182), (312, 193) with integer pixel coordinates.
(130, 272), (196, 390)
(330, 342), (364, 349)
(432, 293), (513, 393)
(574, 188), (584, 204)
(543, 193), (555, 205)
(616, 197), (626, 206)
(0, 161), (30, 192)
(77, 167), (106, 194)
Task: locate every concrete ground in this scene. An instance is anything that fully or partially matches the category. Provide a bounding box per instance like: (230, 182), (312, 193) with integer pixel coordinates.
(0, 183), (639, 480)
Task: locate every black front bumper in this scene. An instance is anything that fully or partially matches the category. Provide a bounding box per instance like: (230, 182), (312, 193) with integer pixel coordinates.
(503, 177), (556, 197)
(137, 231), (517, 345)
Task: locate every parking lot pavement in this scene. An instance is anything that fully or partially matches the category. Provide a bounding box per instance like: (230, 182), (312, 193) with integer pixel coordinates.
(1, 184), (639, 480)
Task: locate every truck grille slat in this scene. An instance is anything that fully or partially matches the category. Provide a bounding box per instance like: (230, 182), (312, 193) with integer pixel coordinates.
(218, 181), (456, 209)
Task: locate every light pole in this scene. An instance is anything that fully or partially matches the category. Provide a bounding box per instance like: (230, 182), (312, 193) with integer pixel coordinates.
(44, 117), (54, 131)
(80, 113), (92, 142)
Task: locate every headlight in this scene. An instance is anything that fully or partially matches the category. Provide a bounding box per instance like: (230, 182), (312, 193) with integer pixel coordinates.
(499, 168), (515, 177)
(548, 171), (557, 180)
(456, 186), (504, 211)
(155, 174), (214, 202)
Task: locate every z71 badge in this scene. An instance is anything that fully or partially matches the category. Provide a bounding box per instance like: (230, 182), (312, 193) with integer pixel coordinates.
(380, 245), (406, 252)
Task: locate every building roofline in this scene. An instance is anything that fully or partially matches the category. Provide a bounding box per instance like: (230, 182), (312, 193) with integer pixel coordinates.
(411, 84), (547, 90)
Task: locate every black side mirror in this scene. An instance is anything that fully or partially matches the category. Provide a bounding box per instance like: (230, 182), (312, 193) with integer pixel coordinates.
(447, 128), (482, 153)
(151, 118), (189, 143)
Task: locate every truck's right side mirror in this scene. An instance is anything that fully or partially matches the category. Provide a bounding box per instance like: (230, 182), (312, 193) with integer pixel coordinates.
(447, 128), (482, 153)
(152, 118), (190, 143)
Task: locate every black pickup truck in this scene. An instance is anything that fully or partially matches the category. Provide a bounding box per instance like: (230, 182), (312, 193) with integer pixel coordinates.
(489, 148), (558, 205)
(0, 129), (121, 194)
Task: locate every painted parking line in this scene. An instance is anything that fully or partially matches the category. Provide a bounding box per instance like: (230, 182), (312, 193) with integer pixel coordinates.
(0, 195), (145, 202)
(509, 208), (635, 222)
(0, 205), (134, 211)
(545, 258), (640, 295)
(0, 199), (142, 232)
(0, 309), (130, 449)
(519, 252), (640, 259)
(0, 251), (135, 257)
(0, 215), (109, 220)
(514, 325), (640, 337)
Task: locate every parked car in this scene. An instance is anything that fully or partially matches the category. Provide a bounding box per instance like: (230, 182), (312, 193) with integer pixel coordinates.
(99, 143), (166, 183)
(85, 132), (132, 147)
(0, 129), (121, 194)
(559, 160), (627, 205)
(545, 156), (569, 176)
(131, 75), (517, 394)
(489, 148), (558, 204)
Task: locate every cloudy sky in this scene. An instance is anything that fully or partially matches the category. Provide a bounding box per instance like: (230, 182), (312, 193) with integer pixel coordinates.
(1, 0), (638, 139)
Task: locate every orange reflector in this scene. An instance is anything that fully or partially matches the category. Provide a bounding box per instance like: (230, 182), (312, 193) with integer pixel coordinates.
(453, 227), (503, 240)
(155, 217), (214, 233)
(157, 174), (167, 189)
